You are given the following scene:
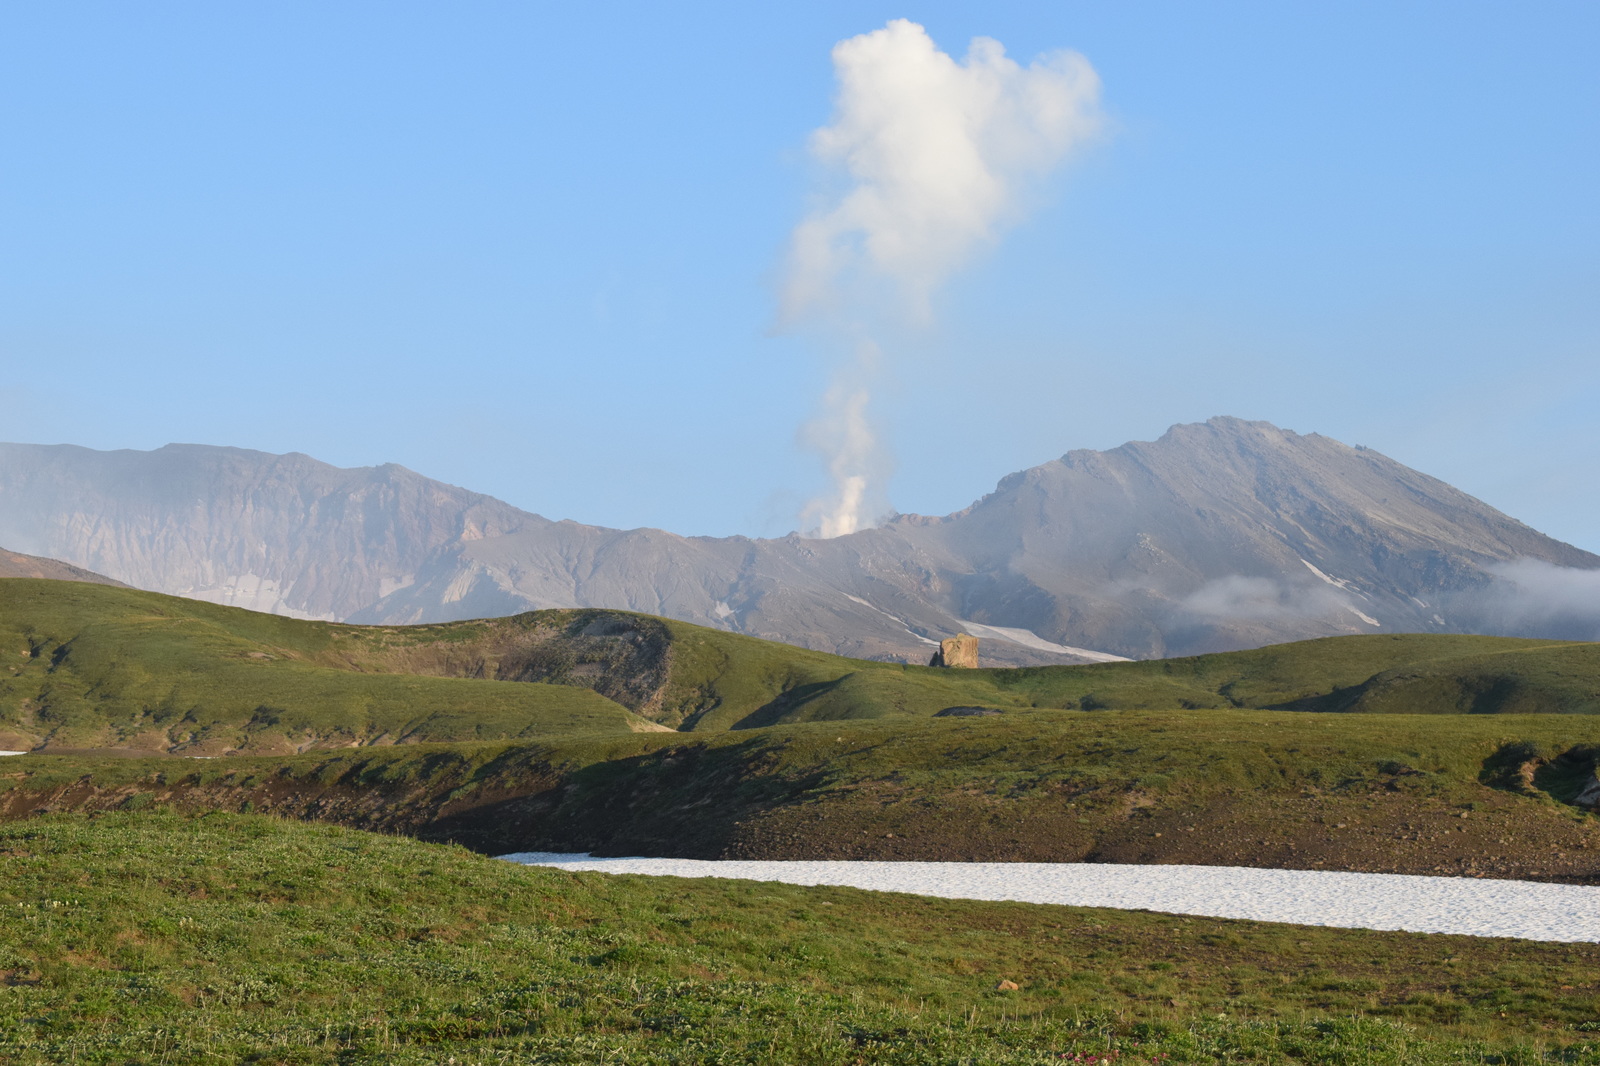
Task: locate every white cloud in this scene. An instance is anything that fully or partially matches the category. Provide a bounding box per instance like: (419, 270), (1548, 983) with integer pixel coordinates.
(1471, 559), (1600, 639)
(1179, 575), (1355, 624)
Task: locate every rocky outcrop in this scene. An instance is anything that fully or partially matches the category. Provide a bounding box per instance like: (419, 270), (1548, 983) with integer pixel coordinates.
(929, 634), (979, 668)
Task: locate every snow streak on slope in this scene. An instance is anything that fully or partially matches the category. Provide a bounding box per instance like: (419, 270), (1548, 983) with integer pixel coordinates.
(956, 620), (1131, 662)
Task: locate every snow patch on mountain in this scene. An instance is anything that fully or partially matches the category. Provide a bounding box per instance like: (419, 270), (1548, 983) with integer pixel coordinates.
(844, 595), (939, 646)
(956, 620), (1130, 662)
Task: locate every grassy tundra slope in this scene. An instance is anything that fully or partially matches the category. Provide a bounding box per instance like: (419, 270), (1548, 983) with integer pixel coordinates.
(0, 580), (646, 752)
(3, 577), (1599, 879)
(4, 811), (1600, 1066)
(7, 709), (1600, 881)
(3, 583), (1600, 1064)
(0, 578), (1013, 748)
(4, 579), (1600, 756)
(990, 633), (1600, 716)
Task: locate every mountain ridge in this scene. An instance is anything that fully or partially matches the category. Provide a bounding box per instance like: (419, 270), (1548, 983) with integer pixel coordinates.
(0, 545), (126, 587)
(3, 417), (1595, 662)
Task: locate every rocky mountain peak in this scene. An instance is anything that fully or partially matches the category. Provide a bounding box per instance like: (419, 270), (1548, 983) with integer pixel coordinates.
(3, 418), (1595, 664)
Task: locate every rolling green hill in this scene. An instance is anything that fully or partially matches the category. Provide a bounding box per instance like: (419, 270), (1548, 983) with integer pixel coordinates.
(4, 578), (1600, 759)
(2, 577), (1599, 880)
(989, 632), (1600, 715)
(0, 577), (1022, 750)
(6, 580), (1599, 1063)
(0, 579), (646, 753)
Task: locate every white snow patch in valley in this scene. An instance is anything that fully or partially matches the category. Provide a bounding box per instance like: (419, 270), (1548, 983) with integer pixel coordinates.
(955, 620), (1130, 663)
(834, 597), (1127, 660)
(1347, 606), (1382, 627)
(0, 750), (27, 757)
(713, 601), (735, 620)
(499, 855), (1600, 943)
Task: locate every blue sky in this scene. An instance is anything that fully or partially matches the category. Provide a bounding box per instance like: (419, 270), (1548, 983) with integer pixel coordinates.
(3, 2), (1596, 549)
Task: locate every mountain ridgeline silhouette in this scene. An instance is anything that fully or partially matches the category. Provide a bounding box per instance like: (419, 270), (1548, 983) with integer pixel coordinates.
(0, 546), (124, 587)
(2, 418), (1595, 663)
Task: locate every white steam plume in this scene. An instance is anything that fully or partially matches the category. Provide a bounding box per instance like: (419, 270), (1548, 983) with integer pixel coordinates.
(785, 19), (1102, 537)
(800, 341), (883, 539)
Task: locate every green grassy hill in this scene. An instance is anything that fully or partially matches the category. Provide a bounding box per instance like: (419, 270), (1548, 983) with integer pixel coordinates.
(0, 579), (644, 753)
(989, 633), (1600, 716)
(3, 577), (1599, 882)
(7, 706), (1600, 882)
(5, 579), (1600, 758)
(6, 576), (1599, 1061)
(0, 577), (1015, 749)
(3, 811), (1598, 1065)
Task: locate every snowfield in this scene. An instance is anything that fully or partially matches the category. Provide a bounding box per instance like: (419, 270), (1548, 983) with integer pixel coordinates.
(499, 854), (1600, 943)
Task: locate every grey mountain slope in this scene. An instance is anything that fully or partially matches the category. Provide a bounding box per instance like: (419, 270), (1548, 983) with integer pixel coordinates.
(0, 443), (531, 620)
(1, 418), (1595, 662)
(0, 546), (126, 586)
(878, 419), (1599, 656)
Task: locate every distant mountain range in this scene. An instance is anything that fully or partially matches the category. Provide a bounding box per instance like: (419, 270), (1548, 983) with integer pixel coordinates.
(3, 417), (1596, 663)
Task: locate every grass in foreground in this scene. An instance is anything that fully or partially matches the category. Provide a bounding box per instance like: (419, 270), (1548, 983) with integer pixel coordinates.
(2, 811), (1600, 1064)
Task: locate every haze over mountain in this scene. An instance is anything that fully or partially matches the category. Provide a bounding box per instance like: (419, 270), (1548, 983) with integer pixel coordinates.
(3, 417), (1596, 664)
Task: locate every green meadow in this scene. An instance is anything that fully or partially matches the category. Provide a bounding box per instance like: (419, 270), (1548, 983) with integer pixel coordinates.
(3, 577), (1600, 1062)
(2, 811), (1599, 1065)
(4, 579), (1599, 757)
(3, 576), (1599, 871)
(7, 705), (1598, 880)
